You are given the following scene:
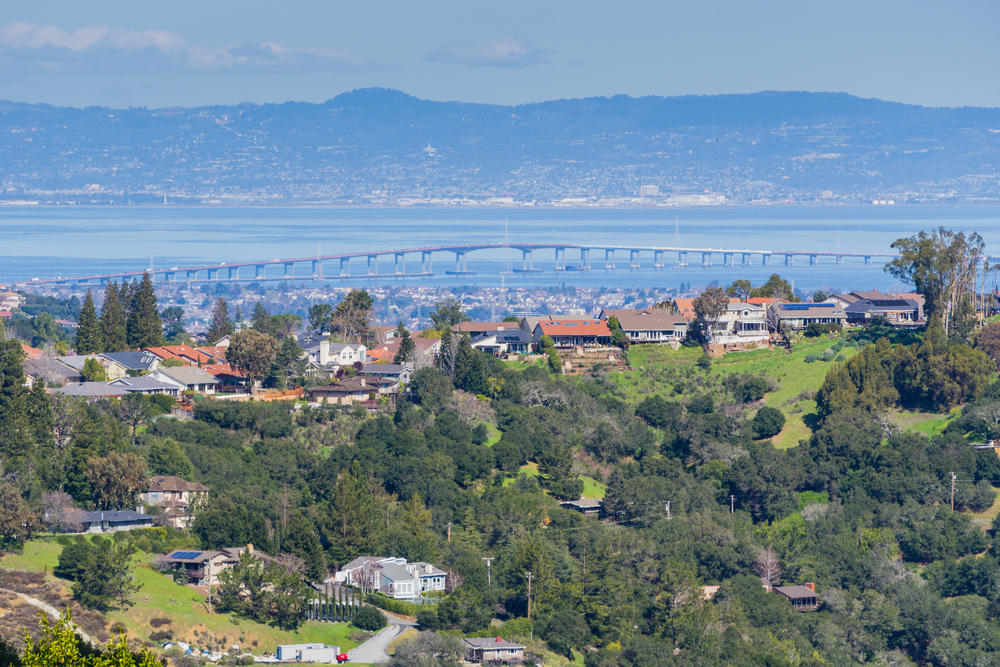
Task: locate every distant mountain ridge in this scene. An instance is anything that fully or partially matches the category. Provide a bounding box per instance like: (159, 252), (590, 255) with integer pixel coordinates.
(0, 88), (998, 204)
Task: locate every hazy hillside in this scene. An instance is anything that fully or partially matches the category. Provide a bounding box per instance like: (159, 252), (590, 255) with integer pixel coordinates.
(1, 89), (999, 204)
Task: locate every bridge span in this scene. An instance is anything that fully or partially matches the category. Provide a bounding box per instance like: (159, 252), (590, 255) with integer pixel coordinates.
(23, 243), (901, 286)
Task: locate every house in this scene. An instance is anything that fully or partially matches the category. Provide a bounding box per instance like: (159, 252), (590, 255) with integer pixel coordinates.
(471, 330), (534, 356)
(149, 366), (219, 394)
(559, 499), (604, 516)
(200, 363), (247, 392)
(774, 584), (819, 611)
(845, 298), (922, 326)
(769, 302), (847, 330)
(519, 315), (587, 333)
(668, 298), (699, 322)
(532, 320), (612, 348)
(378, 561), (420, 599)
(406, 562), (447, 593)
(19, 343), (43, 360)
(106, 376), (181, 396)
(141, 475), (209, 529)
(145, 345), (217, 366)
(80, 509), (153, 533)
(161, 549), (241, 586)
(367, 337), (440, 366)
(462, 638), (525, 663)
(52, 382), (129, 399)
(308, 376), (399, 405)
(24, 357), (83, 386)
(599, 308), (689, 343)
(57, 355), (128, 381)
(360, 363), (412, 384)
(298, 336), (367, 368)
(708, 301), (770, 346)
(100, 351), (161, 373)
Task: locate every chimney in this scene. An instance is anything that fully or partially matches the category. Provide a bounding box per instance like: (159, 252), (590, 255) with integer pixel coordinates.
(496, 637), (502, 644)
(360, 378), (366, 387)
(805, 582), (815, 592)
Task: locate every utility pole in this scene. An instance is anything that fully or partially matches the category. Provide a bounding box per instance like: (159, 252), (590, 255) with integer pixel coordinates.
(730, 495), (735, 514)
(525, 571), (534, 621)
(665, 501), (672, 520)
(447, 522), (453, 542)
(482, 557), (494, 588)
(951, 472), (957, 511)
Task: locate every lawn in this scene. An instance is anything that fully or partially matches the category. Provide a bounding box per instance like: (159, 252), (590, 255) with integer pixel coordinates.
(2, 540), (361, 658)
(501, 462), (605, 499)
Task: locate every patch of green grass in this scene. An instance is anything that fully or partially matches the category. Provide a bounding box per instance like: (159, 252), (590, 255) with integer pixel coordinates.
(483, 424), (503, 447)
(580, 475), (607, 499)
(896, 409), (958, 437)
(0, 539), (63, 572)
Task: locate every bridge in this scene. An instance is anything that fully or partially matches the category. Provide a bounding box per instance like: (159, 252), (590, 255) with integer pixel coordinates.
(22, 243), (901, 286)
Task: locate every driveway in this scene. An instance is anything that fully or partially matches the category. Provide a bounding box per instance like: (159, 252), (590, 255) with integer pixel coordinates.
(0, 587), (95, 646)
(346, 612), (417, 664)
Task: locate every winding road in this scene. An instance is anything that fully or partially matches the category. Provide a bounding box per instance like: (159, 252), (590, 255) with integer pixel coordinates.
(346, 613), (417, 664)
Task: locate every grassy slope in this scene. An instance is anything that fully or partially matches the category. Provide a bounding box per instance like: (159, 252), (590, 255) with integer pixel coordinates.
(503, 462), (607, 499)
(1, 540), (359, 657)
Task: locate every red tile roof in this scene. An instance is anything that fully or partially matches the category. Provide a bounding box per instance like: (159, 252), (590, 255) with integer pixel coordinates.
(144, 345), (215, 365)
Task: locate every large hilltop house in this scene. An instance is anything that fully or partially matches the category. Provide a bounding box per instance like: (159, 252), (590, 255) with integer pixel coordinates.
(140, 476), (209, 529)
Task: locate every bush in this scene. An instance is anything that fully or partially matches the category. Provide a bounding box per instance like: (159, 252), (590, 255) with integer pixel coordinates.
(149, 617), (172, 628)
(804, 354), (820, 363)
(416, 607), (440, 630)
(366, 593), (424, 616)
(352, 605), (388, 632)
(150, 629), (173, 642)
(752, 407), (786, 439)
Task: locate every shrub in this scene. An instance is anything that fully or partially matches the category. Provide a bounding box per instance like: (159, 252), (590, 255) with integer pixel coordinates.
(804, 354), (820, 363)
(149, 617), (172, 628)
(352, 605), (388, 632)
(150, 629), (173, 642)
(753, 407), (786, 439)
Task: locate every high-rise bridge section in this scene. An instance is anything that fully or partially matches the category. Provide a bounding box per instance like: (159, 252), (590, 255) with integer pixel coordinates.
(24, 243), (899, 286)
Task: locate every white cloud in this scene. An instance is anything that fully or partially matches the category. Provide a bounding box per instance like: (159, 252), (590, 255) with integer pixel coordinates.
(0, 22), (374, 73)
(425, 38), (548, 68)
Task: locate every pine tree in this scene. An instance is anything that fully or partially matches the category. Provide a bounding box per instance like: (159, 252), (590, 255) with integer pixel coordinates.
(393, 321), (415, 365)
(126, 273), (162, 350)
(99, 282), (128, 353)
(0, 340), (32, 472)
(74, 290), (103, 354)
(206, 298), (233, 343)
(251, 301), (271, 335)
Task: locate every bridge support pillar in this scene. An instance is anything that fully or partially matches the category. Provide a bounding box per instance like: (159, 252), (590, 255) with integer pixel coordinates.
(454, 251), (468, 272)
(368, 255), (378, 275)
(228, 267), (239, 280)
(836, 255), (844, 265)
(762, 254), (771, 266)
(208, 269), (218, 280)
(678, 251), (688, 267)
(186, 270), (197, 281)
(605, 249), (615, 270)
(810, 254), (818, 266)
(581, 248), (590, 270)
(340, 257), (350, 277)
(255, 265), (266, 279)
(654, 250), (665, 268)
(724, 252), (733, 266)
(422, 251), (432, 273)
(702, 252), (711, 267)
(630, 249), (640, 269)
(864, 255), (872, 265)
(555, 247), (566, 271)
(521, 249), (534, 271)
(742, 253), (751, 266)
(785, 255), (793, 266)
(284, 262), (294, 278)
(395, 253), (405, 275)
(312, 259), (322, 277)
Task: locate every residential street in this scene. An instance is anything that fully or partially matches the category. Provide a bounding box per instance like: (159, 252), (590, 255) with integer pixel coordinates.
(346, 613), (417, 664)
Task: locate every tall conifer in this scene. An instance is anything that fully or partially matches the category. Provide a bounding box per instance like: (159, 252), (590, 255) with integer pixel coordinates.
(99, 282), (128, 353)
(251, 301), (271, 335)
(0, 340), (31, 471)
(126, 273), (162, 350)
(206, 298), (234, 343)
(74, 290), (103, 354)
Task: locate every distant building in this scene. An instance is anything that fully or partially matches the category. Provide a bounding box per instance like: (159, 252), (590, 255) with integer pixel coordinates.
(639, 185), (659, 197)
(462, 638), (525, 663)
(81, 509), (153, 534)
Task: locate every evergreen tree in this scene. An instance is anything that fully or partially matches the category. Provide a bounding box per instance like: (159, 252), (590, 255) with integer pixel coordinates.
(160, 306), (187, 342)
(74, 290), (103, 354)
(266, 334), (306, 389)
(0, 340), (32, 472)
(206, 298), (234, 343)
(251, 301), (271, 335)
(393, 321), (415, 365)
(99, 281), (128, 353)
(126, 273), (162, 350)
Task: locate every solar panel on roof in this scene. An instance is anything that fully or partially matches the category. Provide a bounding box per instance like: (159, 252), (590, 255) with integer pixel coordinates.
(172, 551), (201, 560)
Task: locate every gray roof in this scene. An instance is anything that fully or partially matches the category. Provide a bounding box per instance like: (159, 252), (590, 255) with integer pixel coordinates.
(361, 363), (410, 375)
(472, 330), (533, 345)
(379, 562), (416, 582)
(157, 366), (218, 385)
(56, 355), (106, 372)
(52, 382), (128, 397)
(774, 585), (817, 600)
(100, 351), (160, 371)
(24, 357), (82, 381)
(108, 376), (178, 392)
(81, 510), (152, 523)
(463, 638), (525, 650)
(845, 298), (920, 314)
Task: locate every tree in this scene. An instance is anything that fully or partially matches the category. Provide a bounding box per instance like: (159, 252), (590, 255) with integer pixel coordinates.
(86, 452), (148, 510)
(217, 551), (312, 629)
(251, 300), (271, 335)
(228, 329), (280, 387)
(886, 227), (986, 335)
(726, 279), (752, 300)
(74, 290), (103, 354)
(813, 290), (829, 303)
(353, 605), (388, 631)
(322, 461), (387, 564)
(607, 315), (630, 350)
(0, 340), (31, 471)
(21, 611), (161, 667)
(0, 481), (37, 552)
(308, 303), (334, 333)
(386, 632), (463, 667)
(267, 334), (306, 389)
(99, 281), (128, 353)
(753, 546), (783, 589)
(429, 298), (470, 331)
(976, 322), (1000, 369)
(160, 305), (187, 342)
(693, 286), (729, 342)
(125, 273), (162, 349)
(116, 393), (153, 445)
(206, 297), (234, 343)
(43, 491), (84, 534)
(752, 407), (786, 439)
(331, 289), (375, 343)
(751, 274), (799, 302)
(73, 536), (143, 610)
(81, 357), (107, 382)
(269, 313), (302, 340)
(394, 321), (416, 365)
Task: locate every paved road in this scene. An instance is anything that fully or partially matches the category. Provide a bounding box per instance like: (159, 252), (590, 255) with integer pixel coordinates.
(346, 612), (417, 664)
(0, 587), (96, 646)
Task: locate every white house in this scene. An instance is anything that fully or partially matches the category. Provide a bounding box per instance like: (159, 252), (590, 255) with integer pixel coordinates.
(149, 367), (219, 394)
(338, 556), (441, 599)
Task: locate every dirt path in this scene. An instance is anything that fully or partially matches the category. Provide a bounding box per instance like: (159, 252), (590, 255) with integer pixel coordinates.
(0, 587), (96, 646)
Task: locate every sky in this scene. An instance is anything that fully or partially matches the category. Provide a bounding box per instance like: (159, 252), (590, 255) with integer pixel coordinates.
(0, 0), (997, 110)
